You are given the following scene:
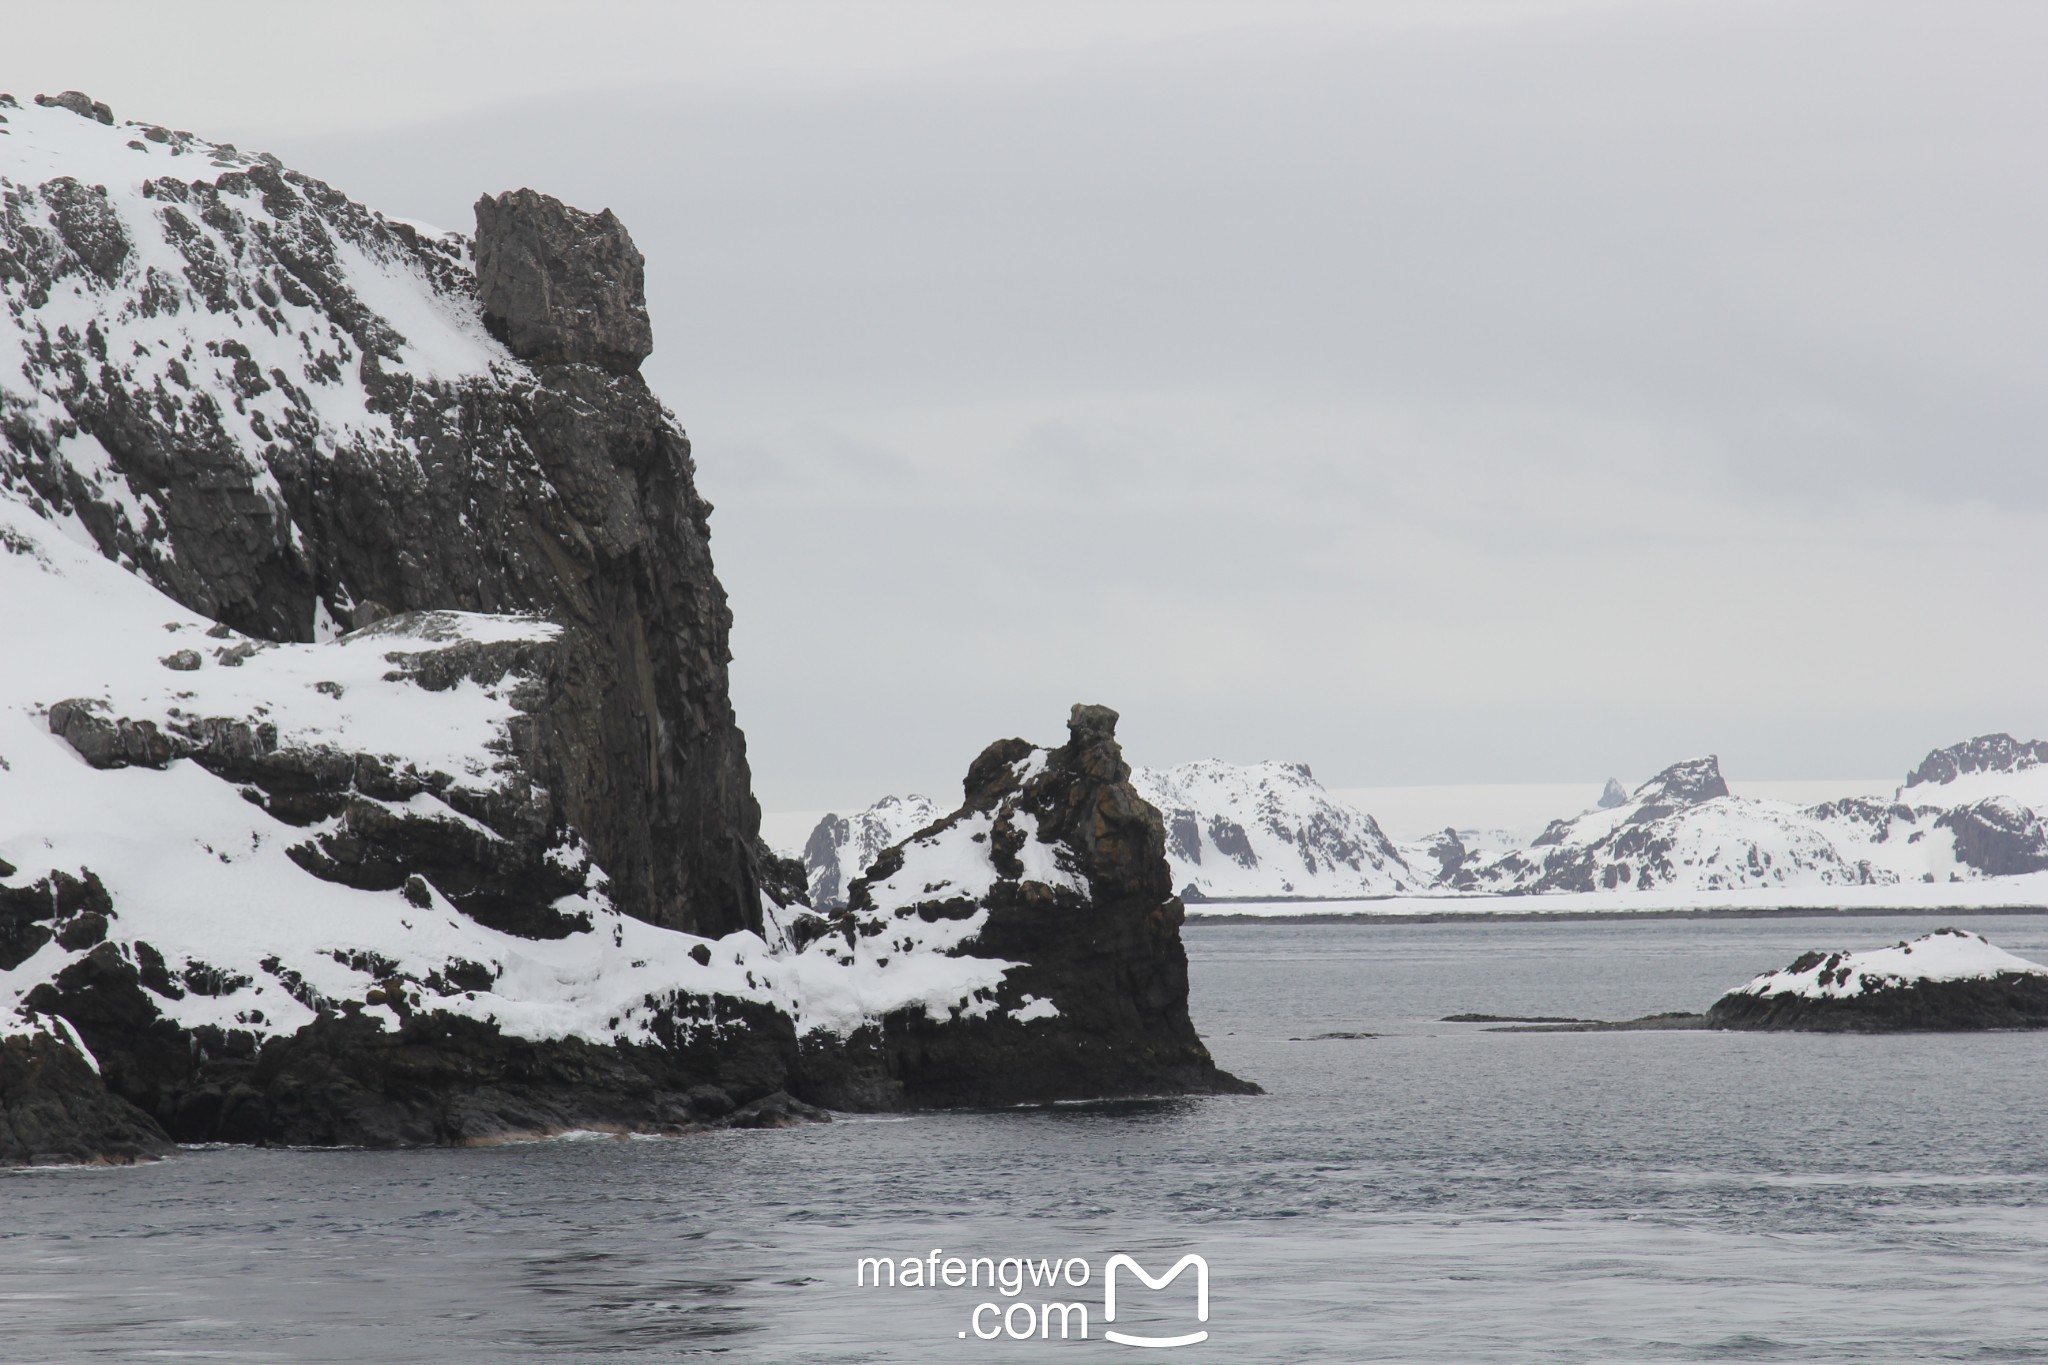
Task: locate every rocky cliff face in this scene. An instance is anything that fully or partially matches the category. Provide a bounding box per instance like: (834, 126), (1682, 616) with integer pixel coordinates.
(0, 92), (760, 938)
(0, 93), (790, 1157)
(792, 706), (1257, 1108)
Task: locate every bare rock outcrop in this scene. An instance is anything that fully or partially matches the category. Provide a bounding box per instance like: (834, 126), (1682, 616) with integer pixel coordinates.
(0, 1019), (171, 1165)
(474, 189), (654, 374)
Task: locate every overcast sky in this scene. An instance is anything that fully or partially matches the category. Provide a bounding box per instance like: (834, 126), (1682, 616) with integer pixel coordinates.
(7, 1), (2045, 810)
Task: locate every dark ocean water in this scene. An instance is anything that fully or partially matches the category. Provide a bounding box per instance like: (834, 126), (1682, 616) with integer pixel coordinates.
(8, 914), (2048, 1362)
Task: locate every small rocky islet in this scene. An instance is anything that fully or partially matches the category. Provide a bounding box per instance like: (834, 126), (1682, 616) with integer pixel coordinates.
(1449, 926), (2048, 1035)
(1704, 927), (2048, 1032)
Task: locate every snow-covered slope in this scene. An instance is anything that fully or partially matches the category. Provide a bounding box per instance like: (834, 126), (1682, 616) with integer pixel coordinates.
(1446, 745), (2048, 898)
(0, 90), (770, 939)
(819, 740), (2048, 912)
(790, 706), (1253, 1107)
(0, 491), (768, 1051)
(0, 475), (1030, 1055)
(1131, 760), (1418, 899)
(0, 92), (505, 611)
(1725, 928), (2048, 1002)
(801, 794), (940, 909)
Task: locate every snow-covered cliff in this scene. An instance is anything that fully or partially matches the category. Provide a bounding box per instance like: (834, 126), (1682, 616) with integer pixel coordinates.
(1, 93), (1220, 1158)
(0, 90), (765, 938)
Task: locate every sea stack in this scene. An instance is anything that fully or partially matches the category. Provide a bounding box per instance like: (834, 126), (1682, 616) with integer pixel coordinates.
(793, 705), (1259, 1108)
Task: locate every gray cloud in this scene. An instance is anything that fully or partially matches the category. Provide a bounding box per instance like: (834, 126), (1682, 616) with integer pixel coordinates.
(9, 1), (2046, 807)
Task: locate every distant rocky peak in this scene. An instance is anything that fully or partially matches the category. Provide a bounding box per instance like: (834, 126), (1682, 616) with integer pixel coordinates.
(1597, 777), (1629, 809)
(1628, 756), (1729, 820)
(1906, 734), (2048, 788)
(474, 188), (652, 374)
(800, 793), (942, 910)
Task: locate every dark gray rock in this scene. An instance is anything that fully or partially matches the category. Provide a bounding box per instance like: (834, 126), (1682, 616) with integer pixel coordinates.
(41, 177), (129, 280)
(1709, 970), (2048, 1032)
(474, 189), (653, 374)
(1, 1025), (171, 1166)
(1417, 827), (1470, 885)
(1597, 777), (1628, 809)
(20, 944), (813, 1147)
(33, 91), (113, 125)
(0, 868), (113, 970)
(803, 814), (852, 909)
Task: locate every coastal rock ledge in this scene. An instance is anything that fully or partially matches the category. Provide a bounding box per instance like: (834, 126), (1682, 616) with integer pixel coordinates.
(1707, 929), (2048, 1032)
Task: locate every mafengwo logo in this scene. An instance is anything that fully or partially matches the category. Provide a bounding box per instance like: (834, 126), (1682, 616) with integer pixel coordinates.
(854, 1248), (1212, 1346)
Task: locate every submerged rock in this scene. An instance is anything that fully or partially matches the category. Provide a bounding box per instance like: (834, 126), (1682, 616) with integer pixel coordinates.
(1707, 928), (2048, 1032)
(797, 704), (1259, 1108)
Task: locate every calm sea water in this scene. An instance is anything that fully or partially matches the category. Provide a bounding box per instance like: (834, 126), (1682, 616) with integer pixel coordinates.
(8, 914), (2048, 1362)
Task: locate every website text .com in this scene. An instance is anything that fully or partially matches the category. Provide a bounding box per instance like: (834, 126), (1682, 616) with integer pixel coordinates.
(855, 1249), (1211, 1346)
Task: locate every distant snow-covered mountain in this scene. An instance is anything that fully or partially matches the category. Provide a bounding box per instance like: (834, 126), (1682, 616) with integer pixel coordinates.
(807, 738), (2048, 909)
(809, 760), (1421, 905)
(802, 794), (940, 909)
(1130, 760), (1418, 900)
(1454, 743), (2048, 895)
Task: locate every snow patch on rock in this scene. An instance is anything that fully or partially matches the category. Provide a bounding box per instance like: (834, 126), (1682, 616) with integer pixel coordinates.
(1728, 928), (2048, 1001)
